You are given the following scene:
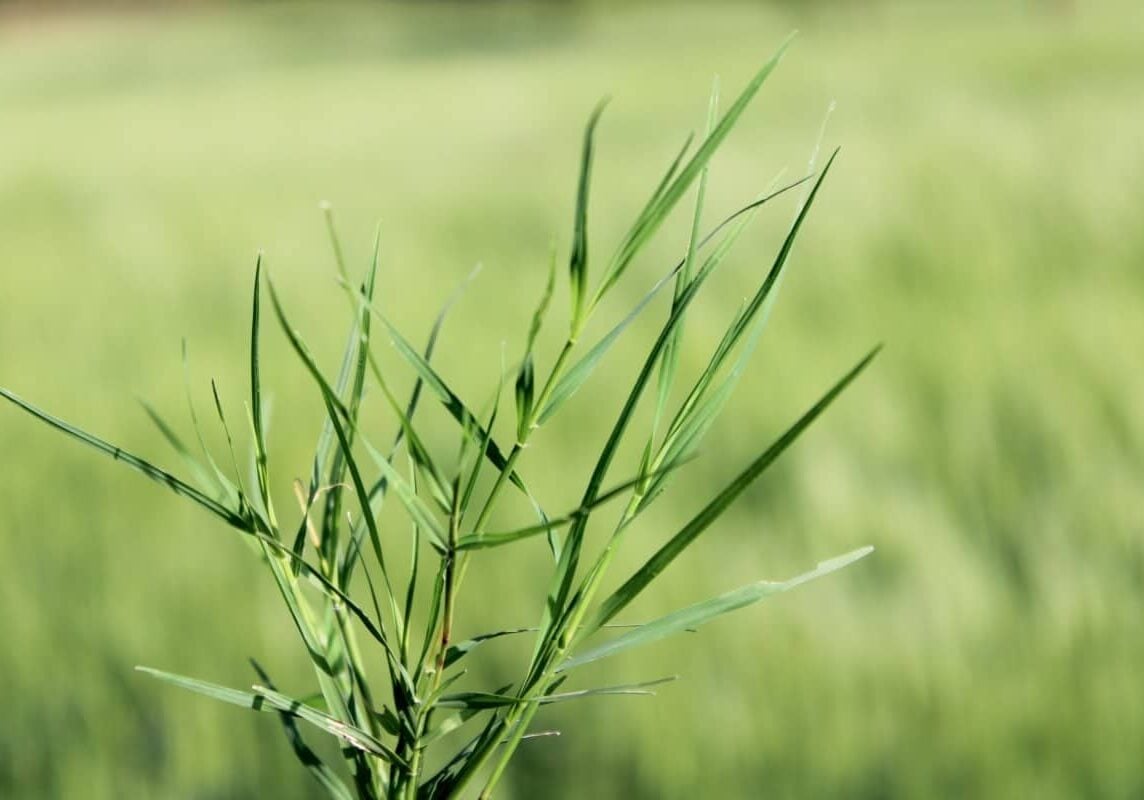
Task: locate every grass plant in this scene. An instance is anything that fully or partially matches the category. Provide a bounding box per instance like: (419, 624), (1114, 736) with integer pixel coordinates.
(0, 40), (876, 799)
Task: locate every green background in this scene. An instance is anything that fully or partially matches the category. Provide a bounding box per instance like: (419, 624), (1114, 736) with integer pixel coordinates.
(1, 2), (1142, 797)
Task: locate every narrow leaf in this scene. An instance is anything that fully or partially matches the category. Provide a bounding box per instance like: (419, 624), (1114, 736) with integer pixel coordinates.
(561, 547), (873, 672)
(589, 345), (880, 631)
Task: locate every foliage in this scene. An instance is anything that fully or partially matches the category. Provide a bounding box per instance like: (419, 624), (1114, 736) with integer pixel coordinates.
(0, 40), (875, 799)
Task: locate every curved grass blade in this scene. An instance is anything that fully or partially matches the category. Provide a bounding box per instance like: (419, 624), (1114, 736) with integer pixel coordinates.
(561, 547), (873, 673)
(253, 685), (407, 766)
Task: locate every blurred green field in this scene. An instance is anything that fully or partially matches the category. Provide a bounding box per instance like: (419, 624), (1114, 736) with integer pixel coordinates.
(2, 2), (1143, 798)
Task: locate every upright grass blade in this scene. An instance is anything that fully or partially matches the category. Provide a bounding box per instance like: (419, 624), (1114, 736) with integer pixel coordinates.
(539, 169), (824, 655)
(560, 547), (874, 672)
(654, 76), (720, 440)
(589, 346), (879, 633)
(368, 306), (530, 498)
(569, 99), (609, 331)
(249, 254), (280, 537)
(592, 33), (795, 307)
(313, 228), (381, 568)
(536, 174), (811, 426)
(514, 246), (555, 440)
(266, 277), (411, 598)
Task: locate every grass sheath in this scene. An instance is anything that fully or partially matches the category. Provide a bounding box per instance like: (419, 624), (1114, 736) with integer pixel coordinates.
(1, 41), (877, 799)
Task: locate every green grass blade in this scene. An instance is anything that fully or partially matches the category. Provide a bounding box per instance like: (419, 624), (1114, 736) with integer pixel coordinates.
(593, 34), (794, 305)
(439, 676), (675, 710)
(250, 660), (357, 800)
(653, 77), (720, 439)
(588, 346), (880, 632)
(675, 150), (840, 439)
(444, 628), (535, 670)
(561, 547), (873, 672)
(536, 174), (810, 426)
(250, 684), (407, 765)
(637, 133), (695, 226)
(318, 226), (381, 565)
(537, 260), (679, 426)
(248, 526), (402, 667)
(454, 457), (692, 552)
(368, 306), (530, 498)
(569, 98), (609, 329)
(138, 399), (225, 500)
(180, 342), (245, 506)
(0, 387), (251, 530)
(249, 254), (279, 534)
(265, 278), (408, 621)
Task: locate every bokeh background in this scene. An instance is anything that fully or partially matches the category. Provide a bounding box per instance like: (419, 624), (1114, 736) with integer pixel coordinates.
(2, 1), (1142, 798)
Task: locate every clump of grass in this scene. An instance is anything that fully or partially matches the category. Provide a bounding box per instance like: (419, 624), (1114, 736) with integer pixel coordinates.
(1, 38), (877, 799)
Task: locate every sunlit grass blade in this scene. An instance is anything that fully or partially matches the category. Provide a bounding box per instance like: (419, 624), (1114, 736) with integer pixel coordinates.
(338, 267), (478, 588)
(0, 387), (251, 530)
(247, 525), (402, 668)
(561, 547), (873, 672)
(588, 346), (880, 633)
